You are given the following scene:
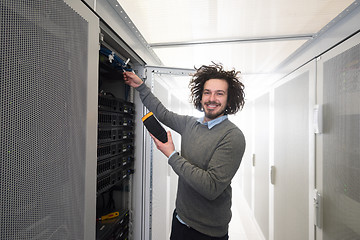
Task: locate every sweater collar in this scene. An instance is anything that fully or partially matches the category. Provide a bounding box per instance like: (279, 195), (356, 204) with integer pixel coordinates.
(197, 115), (228, 129)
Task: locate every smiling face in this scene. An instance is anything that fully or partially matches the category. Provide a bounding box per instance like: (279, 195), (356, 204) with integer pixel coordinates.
(201, 78), (229, 123)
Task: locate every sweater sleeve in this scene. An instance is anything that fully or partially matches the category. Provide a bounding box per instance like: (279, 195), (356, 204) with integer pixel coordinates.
(168, 129), (246, 200)
(136, 83), (189, 134)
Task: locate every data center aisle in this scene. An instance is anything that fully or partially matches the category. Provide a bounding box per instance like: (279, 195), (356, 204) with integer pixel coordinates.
(229, 177), (264, 240)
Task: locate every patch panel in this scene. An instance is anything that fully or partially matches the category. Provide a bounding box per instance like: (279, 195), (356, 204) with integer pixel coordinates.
(98, 127), (134, 144)
(96, 164), (131, 195)
(98, 95), (118, 112)
(96, 211), (130, 240)
(123, 102), (135, 115)
(98, 111), (124, 127)
(97, 172), (118, 194)
(98, 111), (135, 128)
(98, 95), (135, 115)
(120, 140), (134, 154)
(97, 157), (117, 177)
(122, 116), (134, 127)
(97, 141), (134, 161)
(119, 153), (134, 168)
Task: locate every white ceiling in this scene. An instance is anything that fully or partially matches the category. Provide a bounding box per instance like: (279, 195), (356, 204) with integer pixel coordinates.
(116, 0), (354, 98)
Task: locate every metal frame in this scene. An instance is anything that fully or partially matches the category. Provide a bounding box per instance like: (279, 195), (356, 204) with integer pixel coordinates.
(138, 66), (195, 240)
(149, 34), (314, 48)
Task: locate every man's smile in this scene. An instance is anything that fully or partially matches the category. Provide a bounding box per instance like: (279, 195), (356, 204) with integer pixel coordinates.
(205, 102), (220, 110)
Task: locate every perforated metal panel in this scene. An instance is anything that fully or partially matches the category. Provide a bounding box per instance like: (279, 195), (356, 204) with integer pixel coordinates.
(322, 42), (360, 240)
(0, 1), (88, 239)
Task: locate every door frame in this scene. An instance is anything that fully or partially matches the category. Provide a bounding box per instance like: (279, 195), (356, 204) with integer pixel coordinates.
(134, 65), (195, 240)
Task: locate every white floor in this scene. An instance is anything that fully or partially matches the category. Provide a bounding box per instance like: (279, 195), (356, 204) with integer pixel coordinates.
(229, 183), (264, 240)
(229, 198), (248, 239)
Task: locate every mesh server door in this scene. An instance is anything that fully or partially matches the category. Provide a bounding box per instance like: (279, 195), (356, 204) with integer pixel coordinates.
(0, 1), (99, 239)
(316, 32), (360, 240)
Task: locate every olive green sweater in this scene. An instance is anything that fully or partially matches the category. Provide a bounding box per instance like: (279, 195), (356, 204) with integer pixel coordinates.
(137, 83), (246, 237)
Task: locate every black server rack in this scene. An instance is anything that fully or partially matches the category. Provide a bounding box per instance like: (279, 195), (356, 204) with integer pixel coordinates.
(96, 45), (135, 240)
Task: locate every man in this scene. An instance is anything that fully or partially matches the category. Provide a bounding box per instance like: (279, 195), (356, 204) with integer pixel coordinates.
(123, 63), (246, 240)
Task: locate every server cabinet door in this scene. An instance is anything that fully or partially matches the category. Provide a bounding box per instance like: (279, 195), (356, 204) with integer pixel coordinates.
(0, 1), (99, 239)
(315, 32), (360, 240)
(272, 60), (316, 240)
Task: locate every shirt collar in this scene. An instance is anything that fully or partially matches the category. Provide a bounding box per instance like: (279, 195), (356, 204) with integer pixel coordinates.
(197, 115), (228, 129)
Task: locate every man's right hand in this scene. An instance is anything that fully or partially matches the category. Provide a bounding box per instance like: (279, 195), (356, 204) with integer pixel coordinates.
(123, 71), (143, 88)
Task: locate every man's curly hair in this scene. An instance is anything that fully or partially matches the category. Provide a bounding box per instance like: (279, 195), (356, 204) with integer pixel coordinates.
(189, 63), (245, 115)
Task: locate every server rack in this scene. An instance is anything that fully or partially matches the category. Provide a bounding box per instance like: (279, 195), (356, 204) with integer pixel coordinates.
(96, 44), (135, 240)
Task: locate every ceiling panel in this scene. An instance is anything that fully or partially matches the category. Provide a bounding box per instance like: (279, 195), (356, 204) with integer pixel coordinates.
(117, 0), (353, 43)
(115, 0), (355, 98)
